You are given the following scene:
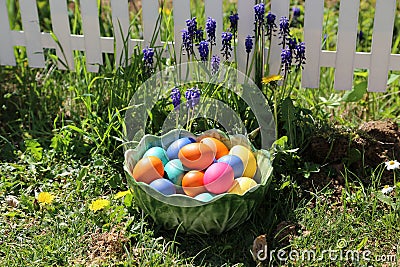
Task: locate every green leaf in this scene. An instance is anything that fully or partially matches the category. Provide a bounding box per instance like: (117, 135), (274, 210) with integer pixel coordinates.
(124, 192), (134, 207)
(376, 192), (393, 206)
(24, 139), (43, 161)
(280, 181), (291, 190)
(341, 81), (368, 102)
(272, 136), (288, 151)
(387, 74), (400, 85)
(356, 237), (368, 250)
(281, 97), (296, 124)
(281, 97), (297, 147)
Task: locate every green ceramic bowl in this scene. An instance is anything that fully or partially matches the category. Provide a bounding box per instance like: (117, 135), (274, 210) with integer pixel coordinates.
(124, 129), (273, 234)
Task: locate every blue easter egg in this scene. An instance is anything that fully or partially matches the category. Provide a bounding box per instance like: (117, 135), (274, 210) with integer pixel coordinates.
(166, 137), (195, 160)
(164, 159), (185, 185)
(143, 147), (169, 166)
(194, 192), (215, 202)
(217, 155), (244, 178)
(149, 178), (176, 195)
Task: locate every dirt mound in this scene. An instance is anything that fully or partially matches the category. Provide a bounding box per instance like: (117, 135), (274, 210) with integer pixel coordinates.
(305, 120), (400, 168)
(301, 120), (400, 191)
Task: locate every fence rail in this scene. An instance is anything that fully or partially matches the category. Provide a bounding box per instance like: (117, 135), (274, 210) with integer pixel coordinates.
(0, 0), (399, 92)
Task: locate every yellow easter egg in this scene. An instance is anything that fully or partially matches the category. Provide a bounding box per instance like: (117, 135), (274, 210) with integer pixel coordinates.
(228, 177), (258, 195)
(229, 145), (257, 178)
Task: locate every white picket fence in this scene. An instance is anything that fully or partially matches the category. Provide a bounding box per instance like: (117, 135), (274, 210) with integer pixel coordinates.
(0, 0), (399, 92)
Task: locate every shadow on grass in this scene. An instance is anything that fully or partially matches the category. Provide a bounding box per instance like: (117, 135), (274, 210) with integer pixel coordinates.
(150, 187), (299, 266)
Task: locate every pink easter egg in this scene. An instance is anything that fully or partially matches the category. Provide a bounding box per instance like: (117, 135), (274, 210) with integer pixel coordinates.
(203, 162), (235, 194)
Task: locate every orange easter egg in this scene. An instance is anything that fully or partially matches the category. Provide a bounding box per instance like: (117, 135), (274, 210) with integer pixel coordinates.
(200, 137), (229, 159)
(178, 143), (215, 170)
(132, 156), (164, 184)
(181, 171), (207, 197)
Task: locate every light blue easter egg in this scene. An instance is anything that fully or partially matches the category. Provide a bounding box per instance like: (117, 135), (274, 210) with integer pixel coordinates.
(194, 192), (216, 202)
(166, 137), (196, 160)
(143, 147), (169, 166)
(164, 159), (185, 185)
(217, 155), (244, 178)
(149, 178), (176, 195)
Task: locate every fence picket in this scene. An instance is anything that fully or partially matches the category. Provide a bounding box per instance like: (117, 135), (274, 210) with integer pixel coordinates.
(334, 0), (360, 91)
(368, 0), (396, 92)
(302, 0), (324, 88)
(111, 0), (131, 67)
(19, 0), (45, 68)
(49, 0), (74, 70)
(81, 0), (102, 72)
(237, 0), (254, 75)
(0, 0), (16, 66)
(173, 0), (191, 64)
(142, 0), (161, 48)
(269, 0), (290, 76)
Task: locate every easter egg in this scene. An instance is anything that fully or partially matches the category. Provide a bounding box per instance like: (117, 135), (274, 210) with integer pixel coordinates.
(149, 178), (176, 195)
(203, 162), (234, 194)
(200, 137), (229, 159)
(132, 156), (164, 184)
(228, 177), (258, 195)
(194, 192), (215, 202)
(181, 171), (207, 197)
(217, 155), (244, 178)
(166, 137), (196, 160)
(164, 159), (185, 185)
(178, 143), (215, 170)
(229, 145), (257, 178)
(143, 147), (169, 166)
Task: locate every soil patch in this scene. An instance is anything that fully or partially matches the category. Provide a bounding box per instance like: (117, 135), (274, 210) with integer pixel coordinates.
(300, 120), (400, 196)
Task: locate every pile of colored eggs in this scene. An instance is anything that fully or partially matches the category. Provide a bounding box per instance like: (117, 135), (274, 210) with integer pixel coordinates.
(130, 136), (258, 201)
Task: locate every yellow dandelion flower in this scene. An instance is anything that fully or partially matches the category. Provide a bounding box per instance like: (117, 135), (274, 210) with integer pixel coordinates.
(164, 8), (171, 16)
(114, 190), (131, 200)
(262, 74), (283, 84)
(37, 192), (55, 205)
(89, 199), (110, 212)
(159, 8), (171, 16)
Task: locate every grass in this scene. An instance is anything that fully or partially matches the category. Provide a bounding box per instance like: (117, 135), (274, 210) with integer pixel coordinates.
(1, 0), (400, 266)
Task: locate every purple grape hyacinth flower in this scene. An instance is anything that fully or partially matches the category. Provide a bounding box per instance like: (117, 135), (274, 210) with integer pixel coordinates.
(182, 29), (193, 55)
(292, 7), (300, 18)
(281, 48), (292, 72)
(198, 41), (209, 62)
(254, 3), (265, 25)
(211, 55), (220, 74)
(288, 37), (297, 51)
(142, 47), (154, 69)
(186, 17), (197, 38)
(221, 32), (233, 60)
(205, 17), (217, 45)
(266, 12), (277, 39)
(170, 87), (181, 110)
(185, 87), (201, 109)
(195, 28), (204, 43)
(245, 35), (253, 54)
(295, 42), (306, 69)
(229, 12), (239, 35)
(279, 16), (291, 47)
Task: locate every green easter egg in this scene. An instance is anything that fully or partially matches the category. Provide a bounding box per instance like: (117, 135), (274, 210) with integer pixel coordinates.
(164, 159), (185, 185)
(143, 147), (169, 166)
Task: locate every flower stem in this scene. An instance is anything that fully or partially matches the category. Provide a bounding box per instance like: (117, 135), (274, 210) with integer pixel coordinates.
(287, 69), (299, 97)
